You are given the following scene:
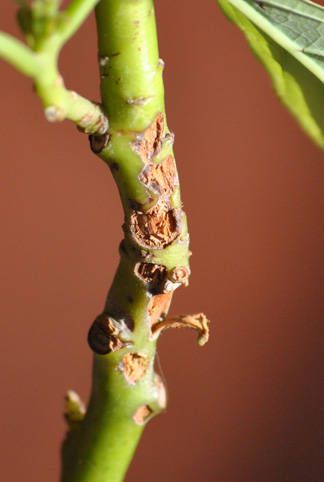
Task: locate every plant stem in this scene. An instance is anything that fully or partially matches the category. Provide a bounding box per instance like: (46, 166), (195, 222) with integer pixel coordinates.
(0, 0), (209, 480)
(95, 0), (165, 131)
(0, 0), (108, 134)
(57, 0), (101, 48)
(33, 52), (108, 133)
(60, 0), (203, 481)
(0, 32), (39, 77)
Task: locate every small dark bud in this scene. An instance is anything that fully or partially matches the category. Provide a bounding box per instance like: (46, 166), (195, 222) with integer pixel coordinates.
(88, 314), (132, 355)
(89, 132), (110, 154)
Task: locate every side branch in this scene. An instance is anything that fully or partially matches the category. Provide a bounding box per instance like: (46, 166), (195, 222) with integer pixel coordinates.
(57, 0), (101, 49)
(0, 32), (39, 77)
(0, 34), (108, 134)
(37, 74), (108, 135)
(0, 1), (108, 135)
(34, 59), (108, 134)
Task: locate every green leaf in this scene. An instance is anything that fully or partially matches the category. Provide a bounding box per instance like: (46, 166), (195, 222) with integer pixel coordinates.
(216, 0), (324, 149)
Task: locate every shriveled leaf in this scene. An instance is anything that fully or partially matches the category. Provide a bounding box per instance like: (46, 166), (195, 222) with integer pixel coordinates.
(216, 0), (324, 149)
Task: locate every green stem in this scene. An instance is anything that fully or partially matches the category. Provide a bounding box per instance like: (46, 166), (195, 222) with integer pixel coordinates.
(61, 351), (155, 482)
(60, 0), (194, 481)
(0, 32), (40, 77)
(95, 0), (165, 131)
(0, 0), (208, 480)
(34, 53), (108, 133)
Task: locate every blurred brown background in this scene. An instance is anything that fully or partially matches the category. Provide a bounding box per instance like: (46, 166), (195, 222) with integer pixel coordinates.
(1, 1), (324, 481)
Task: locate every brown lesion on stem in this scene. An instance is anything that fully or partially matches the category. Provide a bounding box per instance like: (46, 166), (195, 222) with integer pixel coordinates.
(130, 203), (182, 249)
(135, 263), (190, 294)
(133, 112), (164, 162)
(131, 376), (166, 425)
(147, 292), (173, 326)
(151, 313), (210, 346)
(121, 352), (150, 383)
(139, 154), (177, 195)
(135, 262), (168, 293)
(133, 405), (153, 425)
(129, 113), (183, 250)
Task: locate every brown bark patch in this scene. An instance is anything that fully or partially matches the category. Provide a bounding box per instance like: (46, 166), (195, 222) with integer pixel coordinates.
(130, 113), (182, 249)
(122, 352), (150, 383)
(139, 155), (176, 196)
(135, 263), (167, 292)
(87, 314), (132, 355)
(136, 113), (164, 162)
(130, 202), (181, 249)
(147, 292), (172, 326)
(134, 405), (152, 425)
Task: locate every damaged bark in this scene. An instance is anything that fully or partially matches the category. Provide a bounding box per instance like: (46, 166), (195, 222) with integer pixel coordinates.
(0, 0), (211, 479)
(130, 203), (182, 249)
(130, 115), (182, 249)
(148, 292), (173, 327)
(134, 405), (153, 425)
(122, 353), (150, 383)
(90, 109), (205, 347)
(61, 1), (209, 481)
(85, 108), (209, 414)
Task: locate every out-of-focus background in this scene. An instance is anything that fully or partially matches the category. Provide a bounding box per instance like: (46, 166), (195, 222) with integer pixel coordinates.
(1, 1), (324, 481)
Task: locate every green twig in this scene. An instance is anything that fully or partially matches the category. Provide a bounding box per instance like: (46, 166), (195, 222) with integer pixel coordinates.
(0, 32), (39, 77)
(57, 0), (101, 49)
(33, 56), (108, 134)
(0, 0), (108, 134)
